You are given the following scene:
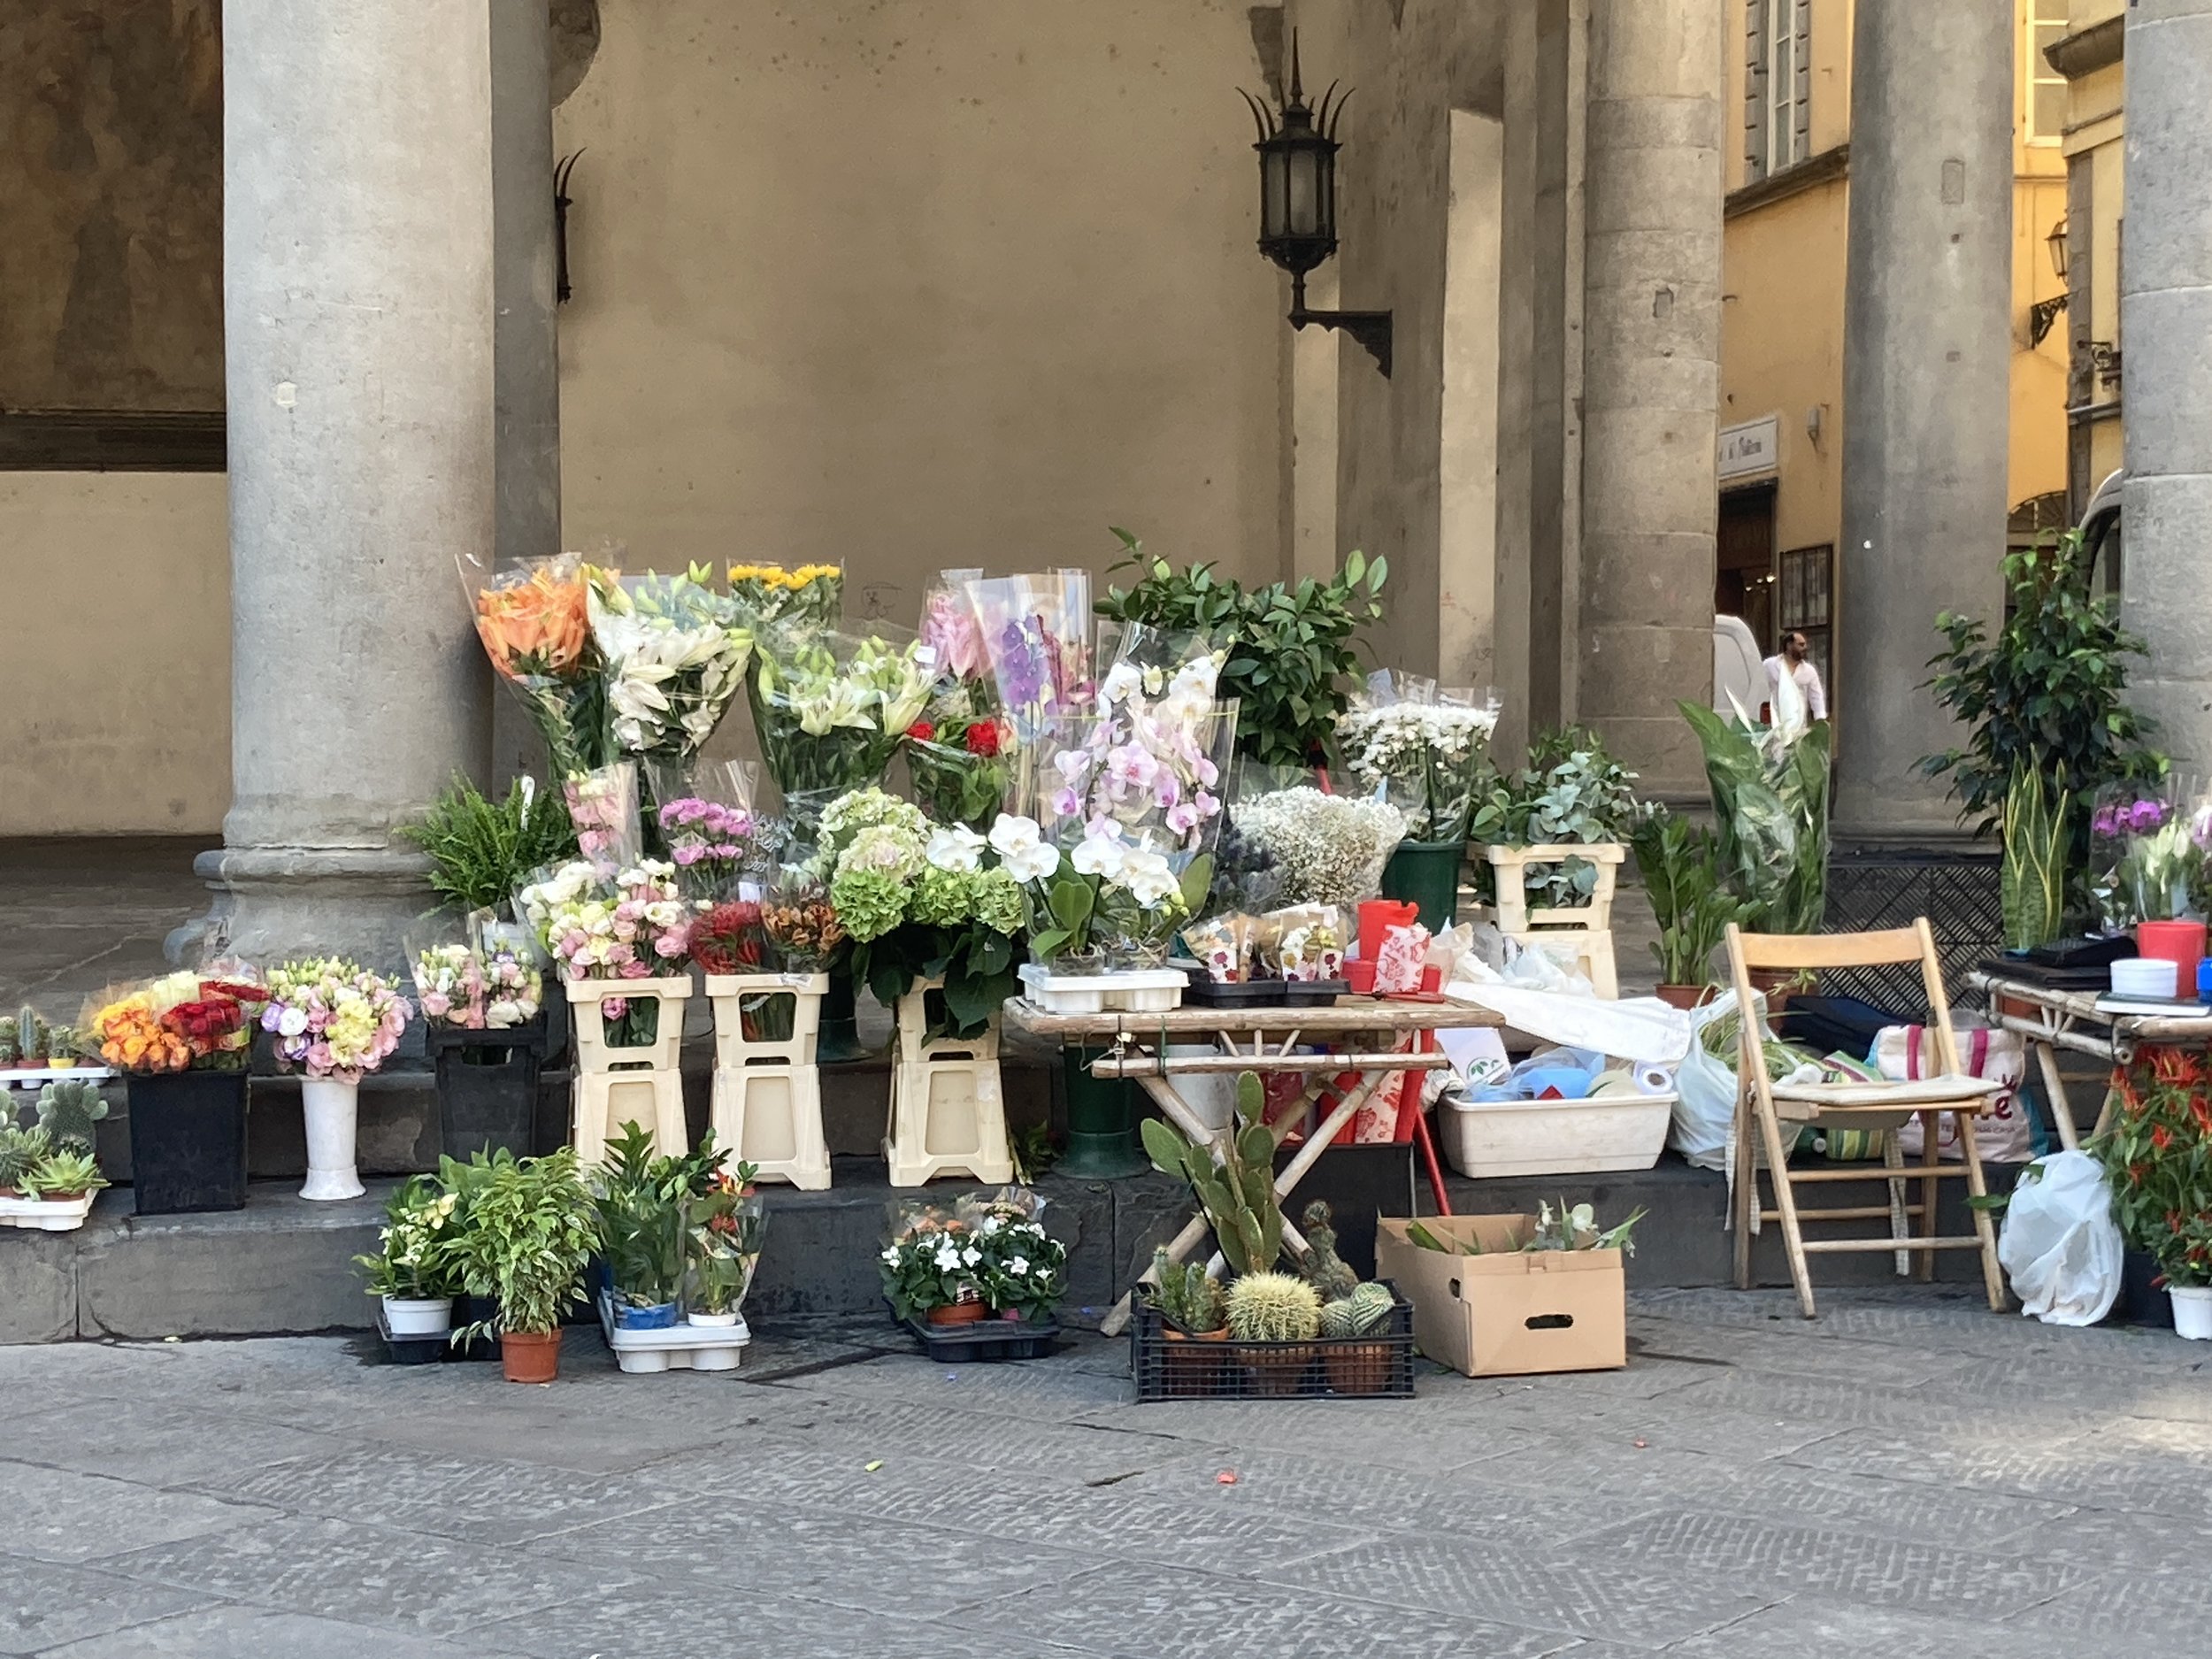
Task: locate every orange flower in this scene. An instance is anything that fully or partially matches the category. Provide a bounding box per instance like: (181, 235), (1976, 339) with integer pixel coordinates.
(474, 565), (590, 680)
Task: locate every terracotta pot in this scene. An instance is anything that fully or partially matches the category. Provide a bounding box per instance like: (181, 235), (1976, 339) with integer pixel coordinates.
(1655, 984), (1715, 1011)
(499, 1328), (563, 1384)
(1237, 1343), (1315, 1397)
(1162, 1325), (1229, 1396)
(926, 1301), (987, 1326)
(1745, 967), (1801, 1011)
(1324, 1341), (1394, 1396)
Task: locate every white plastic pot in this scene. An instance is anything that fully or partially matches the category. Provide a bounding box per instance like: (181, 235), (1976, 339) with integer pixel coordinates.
(299, 1075), (366, 1201)
(1440, 1090), (1674, 1179)
(687, 1310), (740, 1328)
(382, 1295), (452, 1337)
(2170, 1284), (2212, 1340)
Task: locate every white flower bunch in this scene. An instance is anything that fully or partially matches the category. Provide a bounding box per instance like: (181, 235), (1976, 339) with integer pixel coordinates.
(1233, 788), (1409, 907)
(1336, 698), (1500, 841)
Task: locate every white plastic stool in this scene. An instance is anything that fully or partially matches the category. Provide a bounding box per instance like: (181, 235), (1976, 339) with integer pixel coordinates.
(1482, 842), (1624, 999)
(566, 976), (692, 1166)
(704, 972), (831, 1190)
(883, 979), (1012, 1187)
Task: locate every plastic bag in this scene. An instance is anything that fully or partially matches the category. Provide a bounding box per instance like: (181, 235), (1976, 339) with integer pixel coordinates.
(1673, 989), (1762, 1172)
(1997, 1150), (2123, 1325)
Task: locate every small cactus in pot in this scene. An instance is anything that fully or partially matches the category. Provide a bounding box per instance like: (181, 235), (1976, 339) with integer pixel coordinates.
(1319, 1279), (1400, 1396)
(1143, 1246), (1226, 1337)
(1317, 1280), (1394, 1340)
(1295, 1200), (1360, 1301)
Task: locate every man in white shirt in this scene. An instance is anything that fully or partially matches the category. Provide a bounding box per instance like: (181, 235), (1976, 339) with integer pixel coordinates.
(1763, 630), (1827, 722)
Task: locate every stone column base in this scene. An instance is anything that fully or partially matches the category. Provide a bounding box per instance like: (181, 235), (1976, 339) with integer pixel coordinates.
(172, 845), (439, 972)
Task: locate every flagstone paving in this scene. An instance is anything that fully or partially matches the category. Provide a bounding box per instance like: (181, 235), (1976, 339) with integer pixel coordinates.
(0, 1286), (2202, 1658)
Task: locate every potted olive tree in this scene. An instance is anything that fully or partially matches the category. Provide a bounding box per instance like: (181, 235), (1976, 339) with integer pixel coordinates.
(450, 1147), (601, 1383)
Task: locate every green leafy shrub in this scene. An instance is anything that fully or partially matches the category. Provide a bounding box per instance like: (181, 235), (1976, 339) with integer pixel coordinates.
(1630, 808), (1757, 984)
(403, 775), (579, 915)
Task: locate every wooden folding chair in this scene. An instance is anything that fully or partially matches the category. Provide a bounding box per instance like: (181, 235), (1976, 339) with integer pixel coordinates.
(1724, 919), (2008, 1318)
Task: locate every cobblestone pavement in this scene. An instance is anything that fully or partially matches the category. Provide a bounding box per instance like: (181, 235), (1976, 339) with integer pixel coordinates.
(1, 1286), (2205, 1657)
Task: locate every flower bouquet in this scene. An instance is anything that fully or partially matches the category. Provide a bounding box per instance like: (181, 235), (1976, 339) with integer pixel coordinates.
(814, 788), (1025, 1038)
(588, 565), (757, 769)
(1231, 784), (1407, 910)
(2091, 787), (2200, 928)
(964, 571), (1094, 746)
(86, 972), (266, 1075)
(726, 562), (842, 628)
(685, 1167), (767, 1324)
(905, 570), (1011, 829)
(410, 941), (541, 1031)
(761, 869), (847, 973)
(564, 761), (642, 879)
(469, 553), (607, 777)
(1336, 672), (1501, 842)
(656, 760), (763, 901)
(518, 858), (697, 1047)
(261, 959), (410, 1079)
(747, 625), (933, 809)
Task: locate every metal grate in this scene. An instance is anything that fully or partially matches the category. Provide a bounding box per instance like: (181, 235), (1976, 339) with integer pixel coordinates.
(1818, 847), (2002, 1021)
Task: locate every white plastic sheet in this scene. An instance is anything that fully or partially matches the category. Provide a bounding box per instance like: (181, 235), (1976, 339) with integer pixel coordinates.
(1998, 1150), (2123, 1326)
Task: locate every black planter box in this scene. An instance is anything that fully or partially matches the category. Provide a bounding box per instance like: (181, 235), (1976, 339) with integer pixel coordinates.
(426, 1014), (549, 1162)
(2117, 1248), (2175, 1329)
(127, 1070), (249, 1214)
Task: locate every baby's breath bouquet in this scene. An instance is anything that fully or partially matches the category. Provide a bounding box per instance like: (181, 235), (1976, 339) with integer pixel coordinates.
(1232, 787), (1407, 909)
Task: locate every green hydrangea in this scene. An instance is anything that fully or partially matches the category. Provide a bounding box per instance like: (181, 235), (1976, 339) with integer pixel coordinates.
(811, 788), (929, 876)
(972, 866), (1025, 935)
(910, 866), (976, 928)
(829, 866), (908, 942)
(837, 824), (926, 886)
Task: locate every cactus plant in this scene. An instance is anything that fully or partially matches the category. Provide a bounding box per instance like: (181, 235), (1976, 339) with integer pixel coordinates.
(1317, 1280), (1394, 1340)
(8, 1005), (50, 1066)
(1142, 1246), (1226, 1336)
(0, 1124), (52, 1192)
(1225, 1271), (1321, 1342)
(1140, 1072), (1284, 1275)
(1295, 1200), (1360, 1301)
(35, 1080), (108, 1155)
(23, 1148), (105, 1200)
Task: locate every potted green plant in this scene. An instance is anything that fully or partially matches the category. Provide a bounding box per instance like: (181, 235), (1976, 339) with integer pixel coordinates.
(595, 1123), (703, 1329)
(1681, 700), (1829, 1004)
(2091, 1052), (2212, 1340)
(22, 1148), (107, 1203)
(1468, 729), (1642, 917)
(1630, 810), (1756, 1008)
(354, 1174), (465, 1339)
(2000, 762), (2070, 957)
(1141, 1245), (1229, 1392)
(450, 1147), (601, 1383)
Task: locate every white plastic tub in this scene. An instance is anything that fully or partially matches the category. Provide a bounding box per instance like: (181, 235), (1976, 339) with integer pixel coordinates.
(1440, 1091), (1674, 1179)
(1016, 964), (1185, 1015)
(596, 1294), (750, 1373)
(0, 1193), (94, 1232)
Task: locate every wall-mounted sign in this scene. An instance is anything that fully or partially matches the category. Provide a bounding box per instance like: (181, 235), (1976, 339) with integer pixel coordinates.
(1718, 414), (1781, 481)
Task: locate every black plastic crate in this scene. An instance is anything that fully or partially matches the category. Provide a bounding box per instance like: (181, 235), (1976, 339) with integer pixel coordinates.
(1130, 1280), (1416, 1402)
(1173, 964), (1347, 1009)
(373, 1306), (449, 1366)
(895, 1307), (1060, 1363)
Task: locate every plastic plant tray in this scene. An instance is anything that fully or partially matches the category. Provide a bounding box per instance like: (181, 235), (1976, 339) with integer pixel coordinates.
(895, 1304), (1061, 1363)
(374, 1305), (451, 1366)
(595, 1293), (750, 1373)
(0, 1193), (94, 1232)
(1171, 964), (1348, 1009)
(1016, 964), (1185, 1015)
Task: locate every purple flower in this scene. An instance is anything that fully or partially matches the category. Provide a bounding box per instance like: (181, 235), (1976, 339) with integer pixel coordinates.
(999, 619), (1048, 707)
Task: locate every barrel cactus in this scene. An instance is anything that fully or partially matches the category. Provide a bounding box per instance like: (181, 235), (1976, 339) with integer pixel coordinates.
(1225, 1271), (1321, 1342)
(36, 1080), (108, 1154)
(1317, 1280), (1394, 1340)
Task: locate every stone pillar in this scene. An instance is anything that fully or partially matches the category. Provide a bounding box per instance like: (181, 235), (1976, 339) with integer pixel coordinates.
(2121, 1), (2212, 776)
(1835, 0), (2012, 836)
(199, 1), (505, 967)
(1577, 0), (1724, 797)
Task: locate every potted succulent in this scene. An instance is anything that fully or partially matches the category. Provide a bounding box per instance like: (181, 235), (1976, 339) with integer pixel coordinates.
(450, 1147), (602, 1383)
(3, 1006), (51, 1070)
(1630, 810), (1755, 1009)
(354, 1174), (465, 1339)
(1142, 1246), (1229, 1391)
(0, 1124), (50, 1197)
(87, 972), (265, 1214)
(35, 1079), (108, 1156)
(1225, 1271), (1322, 1395)
(23, 1148), (107, 1203)
(2092, 1049), (2212, 1340)
(260, 959), (411, 1202)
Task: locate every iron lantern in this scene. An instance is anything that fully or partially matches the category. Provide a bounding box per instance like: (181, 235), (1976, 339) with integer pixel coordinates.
(2047, 216), (2070, 282)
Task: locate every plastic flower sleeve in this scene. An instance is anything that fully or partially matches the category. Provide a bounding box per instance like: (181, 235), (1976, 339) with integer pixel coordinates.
(746, 623), (928, 801)
(465, 551), (608, 778)
(685, 1179), (766, 1317)
(587, 565), (756, 765)
(760, 864), (847, 972)
(563, 761), (641, 879)
(726, 562), (842, 628)
(964, 573), (1094, 746)
(655, 758), (764, 901)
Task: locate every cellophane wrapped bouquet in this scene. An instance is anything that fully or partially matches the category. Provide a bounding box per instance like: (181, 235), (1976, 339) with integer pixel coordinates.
(409, 939), (541, 1031)
(260, 960), (411, 1079)
(564, 760), (642, 879)
(726, 562), (842, 629)
(905, 571), (1012, 831)
(518, 859), (697, 1045)
(85, 971), (267, 1074)
(2090, 785), (2203, 928)
(1336, 672), (1502, 842)
(469, 552), (606, 778)
(747, 623), (933, 811)
(686, 1166), (767, 1320)
(655, 759), (764, 902)
(965, 571), (1094, 747)
(810, 788), (1025, 1036)
(588, 565), (757, 773)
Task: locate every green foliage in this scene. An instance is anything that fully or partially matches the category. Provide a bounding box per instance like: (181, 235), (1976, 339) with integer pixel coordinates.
(1680, 703), (1832, 935)
(1317, 1280), (1394, 1340)
(856, 925), (1018, 1042)
(449, 1147), (602, 1339)
(0, 1124), (52, 1190)
(1140, 1071), (1285, 1276)
(1225, 1271), (1322, 1342)
(1095, 529), (1386, 767)
(595, 1124), (728, 1309)
(1469, 729), (1643, 905)
(1630, 808), (1757, 985)
(35, 1080), (107, 1154)
(1010, 1121), (1058, 1187)
(1294, 1200), (1359, 1302)
(2001, 764), (2071, 950)
(402, 774), (580, 916)
(23, 1148), (104, 1199)
(1143, 1246), (1227, 1336)
(2089, 1052), (2212, 1287)
(353, 1174), (465, 1301)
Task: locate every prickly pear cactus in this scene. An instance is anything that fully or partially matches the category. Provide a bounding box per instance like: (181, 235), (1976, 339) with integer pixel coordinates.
(36, 1079), (107, 1154)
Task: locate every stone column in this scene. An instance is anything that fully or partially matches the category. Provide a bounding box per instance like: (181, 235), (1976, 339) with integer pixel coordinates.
(1835, 0), (2012, 836)
(1577, 0), (1724, 797)
(199, 1), (506, 967)
(2121, 1), (2212, 776)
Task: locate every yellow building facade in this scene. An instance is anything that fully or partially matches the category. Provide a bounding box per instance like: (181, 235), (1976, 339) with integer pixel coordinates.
(2046, 0), (2125, 511)
(1717, 0), (2072, 702)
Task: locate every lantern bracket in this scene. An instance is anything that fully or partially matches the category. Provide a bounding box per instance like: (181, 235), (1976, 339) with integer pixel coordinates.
(1289, 272), (1393, 377)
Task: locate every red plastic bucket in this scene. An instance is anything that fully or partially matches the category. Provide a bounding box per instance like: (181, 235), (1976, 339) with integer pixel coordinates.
(2135, 919), (2207, 990)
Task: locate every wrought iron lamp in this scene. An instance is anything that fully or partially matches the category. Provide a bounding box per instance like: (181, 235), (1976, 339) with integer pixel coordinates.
(1239, 36), (1392, 376)
(2029, 217), (2069, 347)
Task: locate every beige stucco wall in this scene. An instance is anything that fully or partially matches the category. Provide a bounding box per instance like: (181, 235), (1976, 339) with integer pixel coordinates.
(550, 0), (1287, 624)
(0, 472), (230, 833)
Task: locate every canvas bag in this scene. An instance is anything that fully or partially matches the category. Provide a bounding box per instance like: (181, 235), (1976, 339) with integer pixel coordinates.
(1875, 1023), (2032, 1163)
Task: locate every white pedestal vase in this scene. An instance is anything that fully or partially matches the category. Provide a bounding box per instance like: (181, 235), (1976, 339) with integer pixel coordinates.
(299, 1074), (366, 1200)
(2171, 1284), (2212, 1340)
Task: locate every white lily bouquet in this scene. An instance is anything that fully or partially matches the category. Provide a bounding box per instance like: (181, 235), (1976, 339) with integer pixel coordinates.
(587, 565), (756, 768)
(1336, 672), (1502, 842)
(747, 623), (933, 812)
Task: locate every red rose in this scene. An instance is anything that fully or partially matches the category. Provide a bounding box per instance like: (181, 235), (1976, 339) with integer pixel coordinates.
(906, 720), (936, 744)
(964, 721), (1002, 757)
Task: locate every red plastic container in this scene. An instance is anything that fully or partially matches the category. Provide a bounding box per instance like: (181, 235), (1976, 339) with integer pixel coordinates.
(2136, 919), (2207, 990)
(1345, 959), (1379, 995)
(1356, 900), (1420, 963)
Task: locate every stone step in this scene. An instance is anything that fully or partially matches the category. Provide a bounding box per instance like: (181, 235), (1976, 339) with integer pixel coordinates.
(0, 1153), (2023, 1345)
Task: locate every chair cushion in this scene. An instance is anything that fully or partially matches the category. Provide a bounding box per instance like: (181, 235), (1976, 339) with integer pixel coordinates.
(1767, 1073), (2003, 1118)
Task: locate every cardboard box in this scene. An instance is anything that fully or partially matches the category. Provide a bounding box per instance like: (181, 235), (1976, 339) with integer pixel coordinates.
(1375, 1214), (1626, 1378)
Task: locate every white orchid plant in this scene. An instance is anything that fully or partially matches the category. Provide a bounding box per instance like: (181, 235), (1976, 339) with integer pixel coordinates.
(995, 811), (1210, 972)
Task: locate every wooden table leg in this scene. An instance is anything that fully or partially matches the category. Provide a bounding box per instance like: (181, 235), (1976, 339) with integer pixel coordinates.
(2035, 1040), (2078, 1151)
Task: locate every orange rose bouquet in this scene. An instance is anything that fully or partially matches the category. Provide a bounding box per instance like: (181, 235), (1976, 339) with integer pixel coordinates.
(86, 972), (266, 1076)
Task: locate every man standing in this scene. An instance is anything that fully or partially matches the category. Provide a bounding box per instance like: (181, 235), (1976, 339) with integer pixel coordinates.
(1763, 630), (1828, 722)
